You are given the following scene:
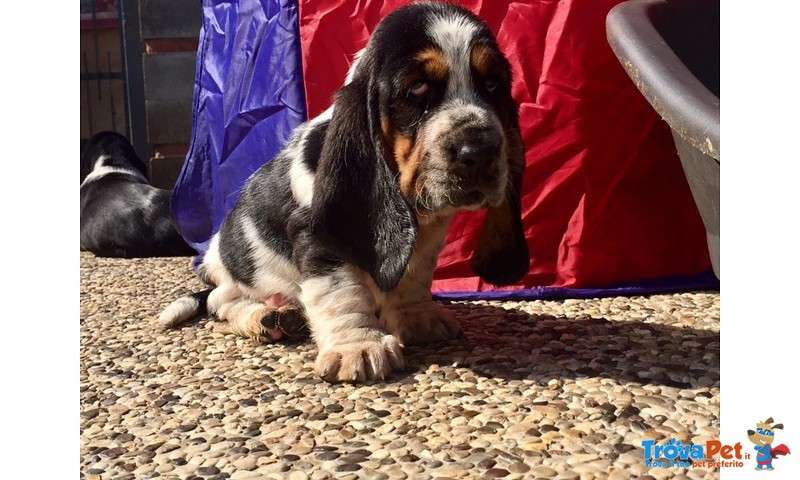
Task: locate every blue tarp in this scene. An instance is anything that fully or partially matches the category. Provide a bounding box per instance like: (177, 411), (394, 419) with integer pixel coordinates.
(172, 0), (307, 255)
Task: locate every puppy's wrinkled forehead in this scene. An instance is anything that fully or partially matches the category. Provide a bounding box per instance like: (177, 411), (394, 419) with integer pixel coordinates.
(361, 3), (500, 86)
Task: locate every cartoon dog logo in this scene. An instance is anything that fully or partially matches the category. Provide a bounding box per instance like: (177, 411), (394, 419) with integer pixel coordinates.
(747, 417), (791, 471)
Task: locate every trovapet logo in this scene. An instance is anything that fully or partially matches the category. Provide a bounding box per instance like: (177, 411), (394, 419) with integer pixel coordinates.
(642, 416), (792, 471)
(642, 438), (747, 468)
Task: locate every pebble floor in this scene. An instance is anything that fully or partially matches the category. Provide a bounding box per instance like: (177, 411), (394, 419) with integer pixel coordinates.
(80, 252), (720, 480)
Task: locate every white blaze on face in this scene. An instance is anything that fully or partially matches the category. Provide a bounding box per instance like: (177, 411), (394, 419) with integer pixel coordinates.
(424, 10), (500, 150)
(427, 12), (479, 102)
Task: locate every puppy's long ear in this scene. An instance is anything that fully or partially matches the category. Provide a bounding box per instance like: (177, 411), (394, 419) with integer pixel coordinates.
(311, 76), (417, 292)
(470, 104), (529, 285)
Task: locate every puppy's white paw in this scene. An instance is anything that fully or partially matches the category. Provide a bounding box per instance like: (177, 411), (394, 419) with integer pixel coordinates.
(315, 329), (404, 383)
(381, 302), (462, 347)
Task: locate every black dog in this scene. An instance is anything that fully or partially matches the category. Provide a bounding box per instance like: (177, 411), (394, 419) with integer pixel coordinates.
(80, 131), (195, 258)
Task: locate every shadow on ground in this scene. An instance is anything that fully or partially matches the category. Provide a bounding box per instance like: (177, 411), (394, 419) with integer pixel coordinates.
(175, 301), (719, 390)
(399, 303), (719, 389)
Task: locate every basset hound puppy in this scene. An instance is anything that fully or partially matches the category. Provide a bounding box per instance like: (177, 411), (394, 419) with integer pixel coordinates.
(159, 1), (529, 382)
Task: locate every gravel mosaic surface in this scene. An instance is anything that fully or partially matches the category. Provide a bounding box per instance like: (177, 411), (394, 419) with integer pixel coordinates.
(80, 252), (720, 480)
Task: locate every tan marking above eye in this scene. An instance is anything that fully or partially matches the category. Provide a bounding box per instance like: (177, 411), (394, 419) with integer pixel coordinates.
(415, 47), (449, 83)
(471, 43), (507, 84)
(470, 44), (493, 75)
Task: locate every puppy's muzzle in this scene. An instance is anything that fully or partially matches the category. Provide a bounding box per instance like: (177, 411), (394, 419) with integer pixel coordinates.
(419, 104), (507, 211)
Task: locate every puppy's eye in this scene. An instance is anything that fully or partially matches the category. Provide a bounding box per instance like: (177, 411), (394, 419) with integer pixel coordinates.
(409, 81), (429, 98)
(485, 77), (500, 93)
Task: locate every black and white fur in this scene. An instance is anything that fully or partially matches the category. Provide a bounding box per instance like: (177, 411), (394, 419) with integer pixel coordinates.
(159, 2), (529, 383)
(80, 131), (195, 258)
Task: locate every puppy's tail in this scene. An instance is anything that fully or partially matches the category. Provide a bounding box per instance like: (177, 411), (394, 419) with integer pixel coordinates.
(157, 289), (212, 328)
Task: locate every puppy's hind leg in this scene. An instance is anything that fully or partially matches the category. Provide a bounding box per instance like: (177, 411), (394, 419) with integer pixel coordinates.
(211, 287), (307, 342)
(260, 302), (309, 341)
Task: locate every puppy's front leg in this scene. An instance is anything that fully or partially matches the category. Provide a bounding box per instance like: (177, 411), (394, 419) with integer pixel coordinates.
(377, 219), (462, 346)
(378, 277), (462, 347)
(300, 266), (404, 383)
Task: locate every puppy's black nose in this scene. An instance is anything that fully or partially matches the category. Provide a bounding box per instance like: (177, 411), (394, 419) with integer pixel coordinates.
(455, 142), (497, 172)
(747, 430), (755, 435)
